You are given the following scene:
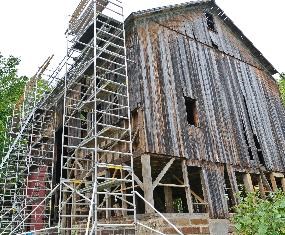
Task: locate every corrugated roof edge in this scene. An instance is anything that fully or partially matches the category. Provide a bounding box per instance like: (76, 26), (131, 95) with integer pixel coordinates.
(124, 0), (278, 76)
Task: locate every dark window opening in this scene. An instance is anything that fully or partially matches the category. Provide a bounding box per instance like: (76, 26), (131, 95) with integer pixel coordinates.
(205, 12), (216, 31)
(235, 172), (247, 198)
(136, 188), (145, 214)
(184, 97), (199, 127)
(188, 166), (207, 213)
(251, 174), (261, 193)
(172, 188), (188, 213)
(154, 187), (166, 212)
(224, 167), (236, 212)
(276, 177), (283, 190)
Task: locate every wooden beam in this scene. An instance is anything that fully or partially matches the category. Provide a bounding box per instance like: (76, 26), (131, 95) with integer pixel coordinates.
(258, 175), (266, 199)
(281, 178), (285, 192)
(152, 158), (175, 189)
(182, 160), (193, 214)
(270, 173), (278, 191)
(260, 171), (272, 191)
(243, 173), (254, 192)
(164, 187), (174, 213)
(273, 172), (284, 178)
(158, 183), (185, 188)
(141, 154), (154, 213)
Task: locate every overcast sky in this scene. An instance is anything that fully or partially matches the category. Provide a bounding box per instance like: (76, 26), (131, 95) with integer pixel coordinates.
(0, 0), (284, 77)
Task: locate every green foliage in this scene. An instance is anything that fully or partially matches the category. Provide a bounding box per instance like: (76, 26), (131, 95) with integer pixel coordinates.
(278, 73), (285, 106)
(0, 54), (27, 157)
(233, 191), (285, 235)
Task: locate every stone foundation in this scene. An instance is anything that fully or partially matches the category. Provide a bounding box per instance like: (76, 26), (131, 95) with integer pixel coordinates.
(137, 213), (235, 235)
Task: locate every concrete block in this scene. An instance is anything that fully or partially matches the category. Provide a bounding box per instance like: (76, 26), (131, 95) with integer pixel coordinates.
(209, 219), (229, 235)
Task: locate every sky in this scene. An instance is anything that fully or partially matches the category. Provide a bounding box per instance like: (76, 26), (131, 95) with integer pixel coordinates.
(0, 0), (284, 77)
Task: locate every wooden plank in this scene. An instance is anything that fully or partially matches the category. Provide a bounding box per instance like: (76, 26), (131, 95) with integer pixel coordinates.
(164, 187), (174, 213)
(281, 178), (285, 192)
(141, 154), (154, 213)
(182, 160), (193, 214)
(273, 172), (284, 178)
(270, 173), (278, 191)
(152, 158), (175, 189)
(243, 173), (254, 192)
(258, 175), (266, 199)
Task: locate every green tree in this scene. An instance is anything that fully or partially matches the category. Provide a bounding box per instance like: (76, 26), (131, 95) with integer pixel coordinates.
(0, 54), (27, 157)
(233, 191), (285, 235)
(278, 73), (285, 105)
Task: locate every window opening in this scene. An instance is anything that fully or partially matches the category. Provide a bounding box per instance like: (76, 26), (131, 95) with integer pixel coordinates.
(235, 172), (247, 198)
(188, 166), (207, 213)
(184, 96), (199, 127)
(205, 12), (216, 31)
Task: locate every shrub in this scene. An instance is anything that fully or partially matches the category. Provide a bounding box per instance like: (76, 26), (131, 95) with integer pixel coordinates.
(232, 191), (285, 235)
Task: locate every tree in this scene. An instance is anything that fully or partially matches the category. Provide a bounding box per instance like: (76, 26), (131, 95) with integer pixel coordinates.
(233, 191), (285, 235)
(0, 54), (27, 157)
(278, 73), (285, 105)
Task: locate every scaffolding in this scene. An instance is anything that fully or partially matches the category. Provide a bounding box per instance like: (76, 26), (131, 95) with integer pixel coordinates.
(58, 0), (136, 233)
(0, 56), (56, 234)
(0, 1), (182, 234)
(0, 0), (136, 234)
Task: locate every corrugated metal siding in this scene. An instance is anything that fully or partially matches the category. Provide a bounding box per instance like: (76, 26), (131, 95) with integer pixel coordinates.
(126, 7), (285, 172)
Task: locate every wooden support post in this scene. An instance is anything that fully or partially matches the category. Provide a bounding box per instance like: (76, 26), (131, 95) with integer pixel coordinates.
(164, 187), (174, 213)
(270, 173), (278, 191)
(243, 173), (254, 192)
(258, 175), (266, 199)
(281, 178), (285, 192)
(182, 160), (193, 214)
(141, 154), (154, 214)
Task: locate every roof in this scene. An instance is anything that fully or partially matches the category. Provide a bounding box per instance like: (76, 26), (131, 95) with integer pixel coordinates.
(125, 0), (278, 75)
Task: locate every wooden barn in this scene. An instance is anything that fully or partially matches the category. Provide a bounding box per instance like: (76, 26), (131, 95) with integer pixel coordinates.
(125, 0), (285, 221)
(2, 0), (285, 234)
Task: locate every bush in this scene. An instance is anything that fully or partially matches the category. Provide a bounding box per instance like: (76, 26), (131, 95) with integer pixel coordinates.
(232, 191), (285, 235)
